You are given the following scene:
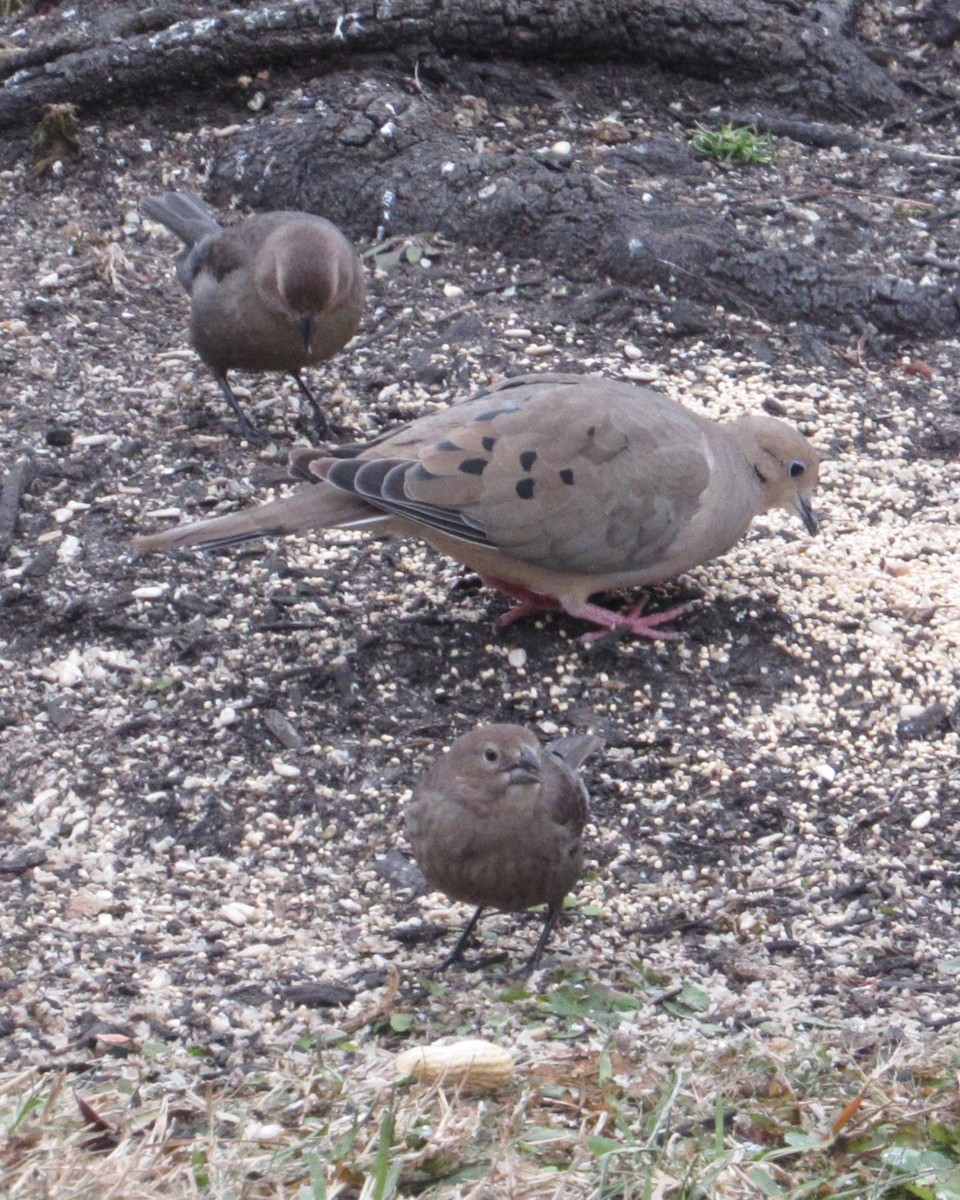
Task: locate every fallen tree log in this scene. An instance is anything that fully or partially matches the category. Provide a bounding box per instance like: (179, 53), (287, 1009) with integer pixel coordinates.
(204, 66), (960, 338)
(0, 0), (904, 131)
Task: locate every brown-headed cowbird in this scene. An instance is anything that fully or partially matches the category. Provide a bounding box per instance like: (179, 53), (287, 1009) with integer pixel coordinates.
(133, 372), (819, 640)
(404, 724), (602, 975)
(141, 192), (364, 440)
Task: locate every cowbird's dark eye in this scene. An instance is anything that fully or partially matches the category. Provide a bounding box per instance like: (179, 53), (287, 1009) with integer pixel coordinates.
(789, 460), (806, 478)
(483, 747), (499, 764)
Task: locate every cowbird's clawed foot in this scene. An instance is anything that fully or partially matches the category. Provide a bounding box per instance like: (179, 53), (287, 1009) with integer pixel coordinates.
(464, 952), (510, 973)
(292, 371), (331, 444)
(215, 376), (270, 443)
(498, 957), (549, 982)
(426, 906), (487, 974)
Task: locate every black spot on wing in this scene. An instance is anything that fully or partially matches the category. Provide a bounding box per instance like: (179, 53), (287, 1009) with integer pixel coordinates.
(519, 450), (537, 472)
(458, 458), (487, 476)
(437, 439), (461, 452)
(559, 468), (574, 485)
(516, 478), (535, 500)
(482, 435), (496, 452)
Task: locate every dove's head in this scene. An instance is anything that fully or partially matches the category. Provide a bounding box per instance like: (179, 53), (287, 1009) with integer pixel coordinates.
(739, 416), (820, 534)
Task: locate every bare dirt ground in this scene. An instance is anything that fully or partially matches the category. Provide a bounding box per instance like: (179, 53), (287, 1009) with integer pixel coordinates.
(1, 12), (959, 1196)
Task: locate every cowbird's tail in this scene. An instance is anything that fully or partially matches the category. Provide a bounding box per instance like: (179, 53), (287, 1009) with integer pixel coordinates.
(548, 734), (603, 771)
(141, 193), (221, 248)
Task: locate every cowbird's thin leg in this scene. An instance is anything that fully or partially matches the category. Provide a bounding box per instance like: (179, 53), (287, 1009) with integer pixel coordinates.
(506, 904), (563, 979)
(430, 906), (486, 973)
(215, 374), (264, 440)
(291, 372), (330, 442)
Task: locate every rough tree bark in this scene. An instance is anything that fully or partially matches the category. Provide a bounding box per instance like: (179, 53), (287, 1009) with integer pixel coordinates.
(0, 0), (904, 130)
(4, 0), (957, 339)
(203, 64), (960, 339)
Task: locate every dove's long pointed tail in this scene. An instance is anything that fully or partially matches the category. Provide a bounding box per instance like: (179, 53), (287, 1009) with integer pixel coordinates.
(133, 485), (380, 554)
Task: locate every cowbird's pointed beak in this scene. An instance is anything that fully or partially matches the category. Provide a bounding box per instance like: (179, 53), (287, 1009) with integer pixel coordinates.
(508, 742), (542, 785)
(298, 313), (315, 354)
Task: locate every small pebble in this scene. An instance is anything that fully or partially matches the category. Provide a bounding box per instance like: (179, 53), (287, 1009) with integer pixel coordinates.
(56, 652), (84, 687)
(222, 902), (257, 926)
(75, 434), (114, 446)
(57, 536), (81, 563)
(622, 365), (660, 382)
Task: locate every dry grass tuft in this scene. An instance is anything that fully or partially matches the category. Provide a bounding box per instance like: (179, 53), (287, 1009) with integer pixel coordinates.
(2, 1020), (958, 1199)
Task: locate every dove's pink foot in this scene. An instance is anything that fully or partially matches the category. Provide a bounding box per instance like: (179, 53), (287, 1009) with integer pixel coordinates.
(570, 597), (694, 643)
(482, 576), (693, 641)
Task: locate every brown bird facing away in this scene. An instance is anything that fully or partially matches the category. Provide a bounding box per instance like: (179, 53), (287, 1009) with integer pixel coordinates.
(141, 192), (364, 441)
(132, 372), (820, 641)
(405, 724), (602, 976)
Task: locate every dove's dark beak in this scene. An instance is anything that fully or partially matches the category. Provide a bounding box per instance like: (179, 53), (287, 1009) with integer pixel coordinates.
(507, 742), (542, 786)
(797, 494), (819, 536)
(298, 313), (315, 354)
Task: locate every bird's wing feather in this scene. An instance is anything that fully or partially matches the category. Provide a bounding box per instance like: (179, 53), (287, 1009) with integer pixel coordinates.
(314, 376), (714, 576)
(543, 756), (591, 834)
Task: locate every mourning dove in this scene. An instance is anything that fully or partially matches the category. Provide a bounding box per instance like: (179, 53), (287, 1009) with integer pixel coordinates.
(141, 192), (364, 440)
(133, 373), (820, 640)
(405, 724), (601, 975)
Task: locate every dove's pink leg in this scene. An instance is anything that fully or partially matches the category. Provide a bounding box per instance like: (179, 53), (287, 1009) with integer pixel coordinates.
(482, 577), (562, 627)
(482, 576), (693, 641)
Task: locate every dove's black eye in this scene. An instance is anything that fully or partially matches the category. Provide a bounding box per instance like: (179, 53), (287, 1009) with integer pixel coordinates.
(483, 747), (499, 764)
(788, 460), (806, 478)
